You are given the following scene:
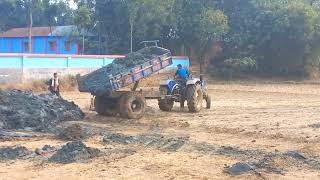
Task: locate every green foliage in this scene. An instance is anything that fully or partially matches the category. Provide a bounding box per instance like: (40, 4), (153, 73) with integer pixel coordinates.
(209, 57), (257, 79)
(199, 9), (229, 41)
(225, 57), (257, 72)
(74, 5), (91, 29)
(1, 0), (320, 77)
(0, 0), (73, 31)
(219, 0), (320, 76)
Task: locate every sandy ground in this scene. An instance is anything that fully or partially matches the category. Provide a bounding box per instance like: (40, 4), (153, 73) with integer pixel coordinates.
(1, 82), (320, 179)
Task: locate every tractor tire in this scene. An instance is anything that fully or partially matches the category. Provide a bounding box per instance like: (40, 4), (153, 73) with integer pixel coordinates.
(206, 95), (211, 109)
(186, 84), (203, 113)
(158, 99), (174, 111)
(94, 96), (119, 116)
(119, 93), (146, 119)
(158, 86), (174, 111)
(180, 96), (185, 108)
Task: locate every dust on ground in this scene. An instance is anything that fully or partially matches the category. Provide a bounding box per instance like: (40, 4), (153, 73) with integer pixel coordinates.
(1, 82), (320, 179)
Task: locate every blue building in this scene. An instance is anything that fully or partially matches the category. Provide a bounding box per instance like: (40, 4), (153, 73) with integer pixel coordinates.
(0, 26), (80, 54)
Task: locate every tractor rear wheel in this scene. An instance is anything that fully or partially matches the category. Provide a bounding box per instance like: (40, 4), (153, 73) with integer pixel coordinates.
(158, 86), (174, 111)
(119, 93), (146, 119)
(94, 96), (119, 116)
(186, 84), (203, 112)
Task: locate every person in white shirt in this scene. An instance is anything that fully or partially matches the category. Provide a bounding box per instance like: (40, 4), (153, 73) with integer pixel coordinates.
(48, 73), (60, 96)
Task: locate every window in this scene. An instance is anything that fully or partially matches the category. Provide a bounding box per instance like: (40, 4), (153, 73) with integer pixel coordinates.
(24, 42), (29, 52)
(49, 41), (56, 51)
(65, 41), (71, 51)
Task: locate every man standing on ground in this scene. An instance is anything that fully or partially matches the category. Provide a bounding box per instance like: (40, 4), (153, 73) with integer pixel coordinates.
(48, 73), (60, 96)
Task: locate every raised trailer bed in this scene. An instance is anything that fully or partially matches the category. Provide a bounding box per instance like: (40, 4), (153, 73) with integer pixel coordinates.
(78, 46), (172, 119)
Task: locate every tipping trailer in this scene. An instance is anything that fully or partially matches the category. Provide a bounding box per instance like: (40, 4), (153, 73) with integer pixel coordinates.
(77, 45), (172, 119)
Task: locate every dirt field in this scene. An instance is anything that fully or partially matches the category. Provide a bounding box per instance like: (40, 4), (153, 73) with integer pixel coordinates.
(1, 82), (320, 179)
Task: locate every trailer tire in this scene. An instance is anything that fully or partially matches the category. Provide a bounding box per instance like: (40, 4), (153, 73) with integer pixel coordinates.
(119, 93), (146, 119)
(187, 84), (203, 113)
(94, 96), (118, 116)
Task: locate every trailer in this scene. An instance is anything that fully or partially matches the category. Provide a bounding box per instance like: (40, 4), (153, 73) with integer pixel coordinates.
(77, 45), (173, 119)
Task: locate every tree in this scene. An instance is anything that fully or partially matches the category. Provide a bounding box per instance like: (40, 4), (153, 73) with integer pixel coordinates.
(24, 0), (42, 53)
(127, 0), (142, 52)
(74, 5), (92, 54)
(197, 9), (229, 72)
(94, 0), (130, 54)
(43, 0), (58, 34)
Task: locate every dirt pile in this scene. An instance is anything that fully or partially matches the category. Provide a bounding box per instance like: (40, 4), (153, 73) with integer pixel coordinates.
(35, 145), (56, 155)
(103, 133), (189, 152)
(309, 123), (320, 128)
(0, 146), (30, 160)
(0, 90), (85, 132)
(48, 141), (100, 164)
(224, 162), (252, 175)
(78, 47), (169, 96)
(56, 124), (87, 140)
(0, 129), (40, 139)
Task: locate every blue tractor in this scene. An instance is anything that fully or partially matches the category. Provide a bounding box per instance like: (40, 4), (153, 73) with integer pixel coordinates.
(158, 75), (211, 112)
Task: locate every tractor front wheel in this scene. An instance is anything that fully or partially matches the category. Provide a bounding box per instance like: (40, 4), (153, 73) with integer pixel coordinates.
(158, 86), (174, 111)
(186, 84), (203, 112)
(158, 99), (174, 111)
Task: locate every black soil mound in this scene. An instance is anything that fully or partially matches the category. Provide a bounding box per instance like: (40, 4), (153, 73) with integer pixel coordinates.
(0, 90), (85, 132)
(224, 162), (252, 175)
(103, 133), (189, 152)
(48, 141), (100, 164)
(0, 146), (30, 160)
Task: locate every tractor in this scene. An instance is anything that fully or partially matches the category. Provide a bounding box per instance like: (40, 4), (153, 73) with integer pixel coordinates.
(158, 75), (211, 112)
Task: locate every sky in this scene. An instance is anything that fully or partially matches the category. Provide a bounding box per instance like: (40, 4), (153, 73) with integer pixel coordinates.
(68, 0), (77, 9)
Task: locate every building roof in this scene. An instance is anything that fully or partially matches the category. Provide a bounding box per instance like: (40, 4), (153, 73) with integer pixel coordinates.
(1, 25), (79, 37)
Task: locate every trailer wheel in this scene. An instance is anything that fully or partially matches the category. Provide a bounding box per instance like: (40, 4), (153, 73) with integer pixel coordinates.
(119, 93), (146, 119)
(94, 96), (118, 116)
(187, 84), (203, 113)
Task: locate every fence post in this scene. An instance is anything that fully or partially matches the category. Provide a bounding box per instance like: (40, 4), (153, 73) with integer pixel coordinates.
(67, 57), (71, 68)
(21, 55), (25, 83)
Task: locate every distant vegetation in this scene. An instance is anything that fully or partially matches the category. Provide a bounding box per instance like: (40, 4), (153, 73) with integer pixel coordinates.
(1, 0), (320, 77)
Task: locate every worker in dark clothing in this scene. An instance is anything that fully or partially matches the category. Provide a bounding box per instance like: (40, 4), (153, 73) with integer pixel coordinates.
(48, 73), (60, 96)
(174, 64), (189, 81)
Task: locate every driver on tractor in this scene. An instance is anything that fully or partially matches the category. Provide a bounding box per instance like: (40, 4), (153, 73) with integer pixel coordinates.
(174, 64), (189, 108)
(174, 64), (189, 85)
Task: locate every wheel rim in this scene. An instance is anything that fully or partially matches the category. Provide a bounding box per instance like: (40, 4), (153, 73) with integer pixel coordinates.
(131, 99), (142, 112)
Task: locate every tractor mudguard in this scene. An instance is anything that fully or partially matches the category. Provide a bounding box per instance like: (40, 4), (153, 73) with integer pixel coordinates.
(186, 78), (201, 86)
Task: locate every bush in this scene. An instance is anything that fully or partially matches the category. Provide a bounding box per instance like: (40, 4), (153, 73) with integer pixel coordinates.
(209, 57), (257, 79)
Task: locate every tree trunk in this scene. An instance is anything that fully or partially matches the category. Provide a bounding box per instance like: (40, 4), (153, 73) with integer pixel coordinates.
(82, 33), (85, 55)
(199, 39), (212, 74)
(28, 7), (33, 54)
(49, 24), (52, 36)
(199, 56), (204, 73)
(130, 22), (133, 53)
